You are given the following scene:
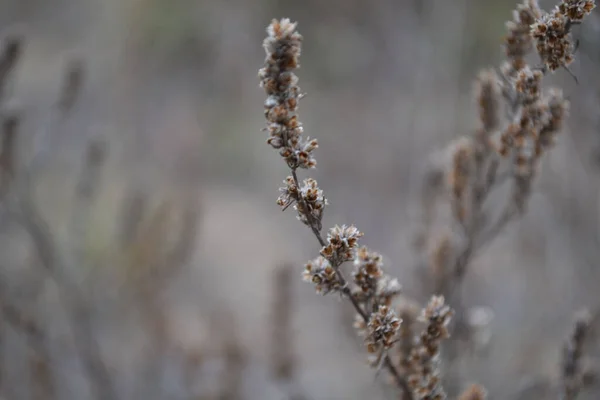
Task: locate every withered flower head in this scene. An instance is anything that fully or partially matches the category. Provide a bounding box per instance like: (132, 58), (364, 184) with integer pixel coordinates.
(321, 224), (363, 262)
(458, 384), (488, 400)
(429, 232), (454, 283)
(276, 176), (299, 209)
(448, 139), (473, 223)
(374, 275), (402, 306)
(364, 305), (401, 354)
(353, 246), (384, 295)
(419, 295), (454, 341)
(406, 296), (455, 400)
(503, 0), (542, 71)
(535, 88), (569, 155)
(531, 11), (574, 71)
(476, 69), (501, 131)
(259, 19), (318, 169)
(303, 256), (341, 295)
(277, 176), (328, 228)
(514, 65), (544, 104)
(557, 0), (596, 22)
(296, 177), (328, 228)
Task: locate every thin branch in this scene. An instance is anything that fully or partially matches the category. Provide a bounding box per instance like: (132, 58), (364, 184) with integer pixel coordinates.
(289, 168), (412, 398)
(10, 186), (117, 400)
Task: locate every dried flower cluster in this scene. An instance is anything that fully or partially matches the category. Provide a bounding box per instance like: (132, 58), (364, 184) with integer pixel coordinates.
(532, 1), (595, 71)
(364, 305), (402, 354)
(458, 384), (487, 400)
(259, 18), (317, 169)
(259, 0), (595, 397)
(320, 224), (363, 263)
(259, 18), (453, 398)
(412, 0), (595, 396)
(353, 246), (384, 297)
(504, 0), (540, 73)
(302, 256), (341, 295)
(277, 176), (328, 229)
(421, 0), (594, 320)
(405, 296), (454, 400)
(562, 310), (592, 400)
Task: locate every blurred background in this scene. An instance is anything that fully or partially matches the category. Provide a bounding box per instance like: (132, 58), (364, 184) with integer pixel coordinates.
(0, 0), (598, 399)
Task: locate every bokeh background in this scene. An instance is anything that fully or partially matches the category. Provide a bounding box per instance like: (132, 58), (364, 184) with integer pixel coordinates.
(0, 0), (599, 399)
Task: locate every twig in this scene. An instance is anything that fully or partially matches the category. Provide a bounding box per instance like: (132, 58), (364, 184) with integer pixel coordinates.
(289, 169), (412, 397)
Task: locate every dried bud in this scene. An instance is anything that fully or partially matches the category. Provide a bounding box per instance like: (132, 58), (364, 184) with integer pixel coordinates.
(353, 246), (383, 296)
(374, 275), (402, 306)
(364, 305), (401, 353)
(557, 0), (596, 22)
(277, 176), (328, 229)
(458, 384), (487, 400)
(321, 224), (363, 262)
(302, 256), (342, 295)
(476, 69), (500, 131)
(531, 12), (575, 72)
(514, 66), (544, 104)
(406, 296), (455, 400)
(259, 19), (319, 169)
(504, 0), (542, 69)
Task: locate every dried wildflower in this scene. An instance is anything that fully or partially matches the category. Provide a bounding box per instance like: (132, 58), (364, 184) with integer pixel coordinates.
(558, 0), (596, 22)
(259, 19), (318, 169)
(277, 176), (327, 229)
(406, 296), (454, 400)
(504, 0), (542, 72)
(320, 224), (363, 262)
(374, 275), (402, 306)
(302, 256), (342, 295)
(503, 88), (568, 211)
(353, 246), (383, 296)
(429, 233), (454, 289)
(448, 140), (473, 223)
(418, 296), (454, 343)
(476, 69), (500, 132)
(363, 305), (401, 354)
(562, 309), (592, 400)
(535, 88), (569, 155)
(531, 8), (577, 72)
(458, 384), (487, 400)
(395, 299), (421, 370)
(514, 66), (544, 104)
(276, 176), (299, 209)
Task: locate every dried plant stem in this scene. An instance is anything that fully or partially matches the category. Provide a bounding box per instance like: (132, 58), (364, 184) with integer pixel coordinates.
(0, 293), (55, 399)
(289, 169), (411, 398)
(11, 187), (117, 400)
(271, 263), (295, 382)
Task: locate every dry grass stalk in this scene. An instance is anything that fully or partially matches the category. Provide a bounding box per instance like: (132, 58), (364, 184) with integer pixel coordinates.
(0, 293), (55, 399)
(270, 263), (296, 381)
(0, 30), (22, 100)
(117, 188), (147, 248)
(270, 263), (308, 400)
(219, 319), (246, 400)
(116, 192), (199, 399)
(69, 138), (108, 267)
(0, 33), (117, 400)
(57, 58), (84, 115)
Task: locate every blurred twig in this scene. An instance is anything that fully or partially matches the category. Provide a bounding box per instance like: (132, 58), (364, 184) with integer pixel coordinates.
(0, 32), (117, 400)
